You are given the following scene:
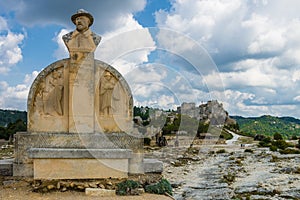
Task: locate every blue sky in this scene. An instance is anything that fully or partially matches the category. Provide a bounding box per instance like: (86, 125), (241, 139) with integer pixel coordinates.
(0, 0), (300, 118)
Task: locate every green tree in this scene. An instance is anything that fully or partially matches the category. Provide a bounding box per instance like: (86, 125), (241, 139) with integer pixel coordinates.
(0, 126), (7, 140)
(5, 119), (26, 141)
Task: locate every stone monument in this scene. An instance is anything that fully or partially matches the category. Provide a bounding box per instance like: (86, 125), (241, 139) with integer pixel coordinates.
(13, 9), (162, 179)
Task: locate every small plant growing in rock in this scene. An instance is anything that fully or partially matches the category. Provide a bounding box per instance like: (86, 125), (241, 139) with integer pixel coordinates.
(145, 179), (172, 196)
(116, 180), (140, 195)
(235, 159), (242, 166)
(223, 173), (235, 184)
(216, 149), (226, 154)
(270, 155), (279, 162)
(270, 145), (278, 152)
(244, 149), (253, 153)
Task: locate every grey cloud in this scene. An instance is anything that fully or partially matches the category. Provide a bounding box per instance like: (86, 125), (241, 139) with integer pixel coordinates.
(0, 0), (146, 33)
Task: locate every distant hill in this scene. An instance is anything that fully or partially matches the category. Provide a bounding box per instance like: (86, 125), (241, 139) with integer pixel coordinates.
(0, 109), (27, 127)
(231, 115), (300, 138)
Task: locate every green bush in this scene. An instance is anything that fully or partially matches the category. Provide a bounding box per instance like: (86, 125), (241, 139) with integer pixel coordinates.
(145, 179), (172, 196)
(244, 149), (253, 153)
(223, 173), (235, 184)
(270, 145), (278, 152)
(271, 140), (293, 150)
(279, 148), (300, 154)
(216, 149), (226, 154)
(116, 180), (140, 195)
(273, 133), (283, 140)
(258, 141), (270, 147)
(296, 139), (300, 149)
(291, 135), (298, 140)
(262, 137), (272, 143)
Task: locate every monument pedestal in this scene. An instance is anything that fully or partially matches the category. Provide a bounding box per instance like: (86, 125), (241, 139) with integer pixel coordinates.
(29, 148), (131, 179)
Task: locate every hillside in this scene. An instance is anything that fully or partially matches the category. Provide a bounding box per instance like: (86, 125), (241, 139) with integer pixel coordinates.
(0, 109), (27, 127)
(231, 115), (300, 138)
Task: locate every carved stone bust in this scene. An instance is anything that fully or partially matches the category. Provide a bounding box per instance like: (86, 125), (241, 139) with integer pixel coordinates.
(63, 9), (101, 53)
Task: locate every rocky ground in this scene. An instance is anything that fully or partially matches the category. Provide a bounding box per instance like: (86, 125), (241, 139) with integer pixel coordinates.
(1, 136), (300, 200)
(147, 136), (300, 200)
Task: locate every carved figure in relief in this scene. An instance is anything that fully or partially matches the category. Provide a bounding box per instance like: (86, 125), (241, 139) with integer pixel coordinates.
(34, 81), (46, 114)
(62, 9), (101, 54)
(99, 71), (120, 116)
(44, 70), (64, 116)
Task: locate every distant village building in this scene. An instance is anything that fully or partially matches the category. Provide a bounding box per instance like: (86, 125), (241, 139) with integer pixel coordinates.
(177, 100), (236, 125)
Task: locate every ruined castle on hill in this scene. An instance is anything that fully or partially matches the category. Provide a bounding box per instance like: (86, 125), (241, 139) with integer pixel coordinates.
(177, 100), (236, 125)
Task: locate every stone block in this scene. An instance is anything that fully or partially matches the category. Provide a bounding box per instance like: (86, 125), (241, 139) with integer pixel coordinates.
(85, 188), (116, 197)
(33, 158), (129, 179)
(144, 158), (163, 173)
(0, 159), (13, 176)
(129, 153), (144, 174)
(28, 148), (132, 179)
(13, 163), (33, 177)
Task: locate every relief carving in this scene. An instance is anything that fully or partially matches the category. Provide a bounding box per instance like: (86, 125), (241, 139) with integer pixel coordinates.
(44, 69), (64, 116)
(34, 81), (46, 115)
(99, 71), (120, 117)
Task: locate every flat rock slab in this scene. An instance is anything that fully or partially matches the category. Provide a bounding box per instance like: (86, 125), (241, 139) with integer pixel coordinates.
(85, 188), (116, 197)
(0, 159), (13, 176)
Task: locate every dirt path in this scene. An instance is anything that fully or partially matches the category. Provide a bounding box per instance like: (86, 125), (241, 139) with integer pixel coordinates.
(225, 129), (241, 145)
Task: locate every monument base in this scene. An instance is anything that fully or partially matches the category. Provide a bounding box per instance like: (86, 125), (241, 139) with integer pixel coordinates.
(29, 148), (131, 179)
(13, 132), (163, 178)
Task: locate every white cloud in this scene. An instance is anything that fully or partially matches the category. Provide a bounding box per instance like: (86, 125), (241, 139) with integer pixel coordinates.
(0, 16), (25, 73)
(53, 29), (70, 60)
(154, 0), (300, 117)
(293, 96), (300, 102)
(0, 16), (8, 30)
(292, 70), (300, 82)
(97, 28), (155, 66)
(0, 0), (146, 34)
(0, 71), (38, 110)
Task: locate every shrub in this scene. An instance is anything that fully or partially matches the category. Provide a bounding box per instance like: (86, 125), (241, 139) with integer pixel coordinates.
(262, 137), (272, 143)
(296, 139), (300, 149)
(223, 173), (235, 184)
(258, 141), (270, 148)
(291, 135), (298, 140)
(270, 145), (278, 152)
(216, 149), (226, 154)
(272, 140), (293, 150)
(273, 133), (283, 140)
(279, 148), (300, 155)
(244, 149), (254, 153)
(116, 180), (140, 195)
(145, 179), (172, 196)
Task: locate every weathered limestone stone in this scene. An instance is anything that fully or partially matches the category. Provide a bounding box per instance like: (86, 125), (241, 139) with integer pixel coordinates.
(33, 158), (129, 179)
(85, 188), (116, 197)
(144, 158), (163, 173)
(0, 159), (13, 176)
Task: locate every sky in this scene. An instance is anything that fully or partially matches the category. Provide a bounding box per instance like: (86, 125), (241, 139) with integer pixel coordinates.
(0, 0), (300, 118)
